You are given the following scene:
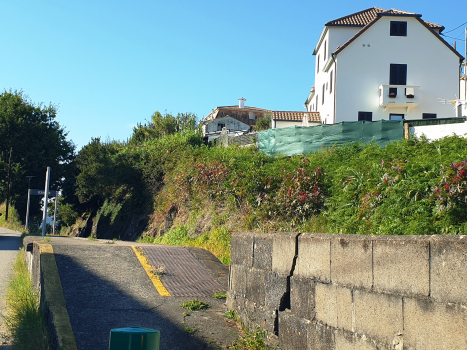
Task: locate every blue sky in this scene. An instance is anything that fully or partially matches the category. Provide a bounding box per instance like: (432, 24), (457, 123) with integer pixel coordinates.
(0, 0), (465, 149)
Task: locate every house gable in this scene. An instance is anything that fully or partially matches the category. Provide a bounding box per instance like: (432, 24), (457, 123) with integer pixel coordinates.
(331, 13), (463, 63)
(334, 15), (461, 122)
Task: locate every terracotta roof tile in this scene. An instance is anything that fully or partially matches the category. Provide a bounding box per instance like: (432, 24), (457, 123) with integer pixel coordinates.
(272, 111), (321, 122)
(325, 7), (442, 30)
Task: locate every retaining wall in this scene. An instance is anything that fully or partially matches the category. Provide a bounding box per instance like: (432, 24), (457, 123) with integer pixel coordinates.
(227, 233), (467, 349)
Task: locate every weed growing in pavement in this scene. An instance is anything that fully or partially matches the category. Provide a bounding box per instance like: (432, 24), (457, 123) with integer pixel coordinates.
(224, 309), (235, 319)
(183, 326), (196, 334)
(42, 237), (51, 242)
(228, 325), (270, 350)
(224, 310), (273, 349)
(4, 249), (50, 350)
(153, 265), (166, 278)
(180, 299), (210, 311)
(87, 235), (97, 241)
(212, 290), (227, 299)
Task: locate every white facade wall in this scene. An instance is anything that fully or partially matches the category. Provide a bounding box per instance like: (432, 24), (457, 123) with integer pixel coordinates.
(334, 16), (460, 123)
(461, 79), (467, 117)
(309, 27), (361, 123)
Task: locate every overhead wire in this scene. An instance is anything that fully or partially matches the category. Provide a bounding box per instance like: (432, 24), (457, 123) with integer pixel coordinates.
(443, 21), (467, 34)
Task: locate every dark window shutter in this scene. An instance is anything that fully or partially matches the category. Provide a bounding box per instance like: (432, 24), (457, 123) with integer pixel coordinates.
(358, 112), (372, 121)
(390, 64), (407, 85)
(390, 21), (407, 36)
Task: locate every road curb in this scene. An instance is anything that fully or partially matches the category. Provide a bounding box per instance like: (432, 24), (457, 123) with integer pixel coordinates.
(37, 243), (77, 350)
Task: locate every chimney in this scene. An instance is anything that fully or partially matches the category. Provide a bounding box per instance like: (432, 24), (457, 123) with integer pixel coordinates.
(238, 97), (246, 109)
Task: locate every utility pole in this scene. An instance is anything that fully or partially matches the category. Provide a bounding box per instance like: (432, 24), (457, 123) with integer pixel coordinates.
(5, 148), (12, 221)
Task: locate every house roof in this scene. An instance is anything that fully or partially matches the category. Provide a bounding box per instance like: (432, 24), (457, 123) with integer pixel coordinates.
(325, 7), (443, 31)
(322, 7), (463, 64)
(202, 105), (272, 122)
(272, 111), (321, 122)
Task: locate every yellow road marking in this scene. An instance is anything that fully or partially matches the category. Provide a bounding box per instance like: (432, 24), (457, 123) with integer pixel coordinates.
(131, 246), (171, 297)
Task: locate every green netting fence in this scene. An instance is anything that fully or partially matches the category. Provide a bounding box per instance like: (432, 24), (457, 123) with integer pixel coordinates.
(258, 120), (403, 156)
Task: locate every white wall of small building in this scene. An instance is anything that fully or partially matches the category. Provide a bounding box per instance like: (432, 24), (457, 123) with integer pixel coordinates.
(204, 116), (250, 133)
(410, 122), (467, 141)
(274, 121), (303, 129)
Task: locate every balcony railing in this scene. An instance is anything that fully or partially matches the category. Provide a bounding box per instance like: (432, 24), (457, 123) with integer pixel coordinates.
(379, 85), (420, 109)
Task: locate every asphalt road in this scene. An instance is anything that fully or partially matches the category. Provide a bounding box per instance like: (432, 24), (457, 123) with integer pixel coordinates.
(0, 227), (21, 349)
(34, 237), (238, 350)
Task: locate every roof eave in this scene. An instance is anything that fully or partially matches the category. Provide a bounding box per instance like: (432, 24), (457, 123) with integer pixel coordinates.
(416, 17), (464, 62)
(313, 27), (329, 55)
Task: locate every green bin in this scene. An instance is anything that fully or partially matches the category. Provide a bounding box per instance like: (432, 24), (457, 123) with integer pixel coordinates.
(109, 327), (160, 350)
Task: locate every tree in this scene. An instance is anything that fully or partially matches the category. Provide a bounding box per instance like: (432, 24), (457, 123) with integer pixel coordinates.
(0, 90), (75, 223)
(130, 111), (198, 144)
(254, 115), (272, 131)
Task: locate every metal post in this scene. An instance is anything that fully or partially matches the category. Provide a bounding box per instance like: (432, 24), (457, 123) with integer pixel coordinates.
(42, 167), (51, 237)
(5, 148), (12, 221)
(25, 189), (31, 230)
(52, 195), (58, 235)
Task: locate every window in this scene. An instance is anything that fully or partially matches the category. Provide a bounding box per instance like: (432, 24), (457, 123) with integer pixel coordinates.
(324, 41), (327, 60)
(316, 96), (318, 111)
(358, 112), (372, 121)
(423, 113), (437, 119)
(217, 123), (225, 131)
(390, 114), (404, 120)
(390, 64), (407, 85)
(317, 55), (320, 73)
(330, 71), (333, 94)
(322, 84), (325, 105)
(249, 112), (255, 120)
(390, 21), (407, 36)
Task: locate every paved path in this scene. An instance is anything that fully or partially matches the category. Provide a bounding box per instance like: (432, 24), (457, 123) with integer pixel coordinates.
(0, 227), (21, 349)
(30, 237), (237, 350)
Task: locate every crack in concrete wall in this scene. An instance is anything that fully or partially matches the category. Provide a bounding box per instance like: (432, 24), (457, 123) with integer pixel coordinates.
(228, 232), (467, 349)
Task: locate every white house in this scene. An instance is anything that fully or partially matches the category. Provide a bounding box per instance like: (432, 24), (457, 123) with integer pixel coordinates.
(271, 111), (321, 129)
(305, 7), (465, 124)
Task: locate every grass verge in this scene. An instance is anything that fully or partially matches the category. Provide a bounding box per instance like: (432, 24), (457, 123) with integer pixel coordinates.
(4, 248), (50, 350)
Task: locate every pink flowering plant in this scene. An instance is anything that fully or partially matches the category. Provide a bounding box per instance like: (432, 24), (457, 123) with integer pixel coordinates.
(432, 160), (467, 228)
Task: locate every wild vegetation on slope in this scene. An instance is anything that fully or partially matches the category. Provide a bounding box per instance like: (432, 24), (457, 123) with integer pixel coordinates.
(58, 112), (467, 263)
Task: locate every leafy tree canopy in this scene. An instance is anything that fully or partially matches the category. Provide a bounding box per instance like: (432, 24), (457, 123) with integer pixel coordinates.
(130, 111), (198, 144)
(0, 90), (75, 222)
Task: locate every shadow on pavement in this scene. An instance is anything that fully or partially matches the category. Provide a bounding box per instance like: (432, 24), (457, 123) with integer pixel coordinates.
(53, 245), (225, 350)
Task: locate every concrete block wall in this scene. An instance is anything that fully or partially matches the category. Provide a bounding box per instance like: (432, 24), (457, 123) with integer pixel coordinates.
(227, 233), (467, 349)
